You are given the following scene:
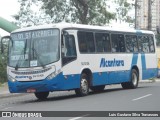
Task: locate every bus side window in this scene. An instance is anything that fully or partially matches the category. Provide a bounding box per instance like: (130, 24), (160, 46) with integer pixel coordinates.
(118, 34), (125, 52)
(95, 33), (111, 52)
(78, 31), (95, 53)
(111, 34), (125, 52)
(149, 36), (155, 53)
(126, 35), (138, 53)
(138, 36), (150, 53)
(111, 34), (119, 52)
(138, 36), (143, 52)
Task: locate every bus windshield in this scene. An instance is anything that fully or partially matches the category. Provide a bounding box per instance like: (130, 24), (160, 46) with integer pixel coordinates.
(9, 29), (59, 68)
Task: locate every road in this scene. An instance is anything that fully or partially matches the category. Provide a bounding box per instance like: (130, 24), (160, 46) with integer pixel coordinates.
(0, 82), (160, 120)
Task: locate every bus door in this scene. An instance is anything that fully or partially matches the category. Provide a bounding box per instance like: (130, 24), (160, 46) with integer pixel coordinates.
(61, 31), (77, 66)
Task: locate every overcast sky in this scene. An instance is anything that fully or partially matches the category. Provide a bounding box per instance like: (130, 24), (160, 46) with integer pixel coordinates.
(0, 0), (19, 36)
(0, 0), (135, 36)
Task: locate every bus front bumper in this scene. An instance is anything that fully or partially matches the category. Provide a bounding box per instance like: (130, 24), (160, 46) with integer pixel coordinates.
(8, 73), (80, 93)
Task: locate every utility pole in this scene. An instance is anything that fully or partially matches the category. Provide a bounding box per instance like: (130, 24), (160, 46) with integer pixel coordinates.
(135, 0), (138, 29)
(148, 0), (152, 30)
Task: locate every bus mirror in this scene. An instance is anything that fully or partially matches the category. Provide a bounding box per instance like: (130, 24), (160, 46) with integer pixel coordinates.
(1, 36), (11, 54)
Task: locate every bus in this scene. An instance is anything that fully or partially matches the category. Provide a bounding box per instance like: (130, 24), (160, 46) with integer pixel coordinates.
(1, 23), (158, 100)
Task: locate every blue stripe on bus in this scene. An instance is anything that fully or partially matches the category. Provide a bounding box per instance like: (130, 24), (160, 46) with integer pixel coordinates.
(141, 54), (146, 79)
(8, 68), (158, 93)
(131, 53), (138, 66)
(136, 30), (142, 35)
(141, 54), (146, 70)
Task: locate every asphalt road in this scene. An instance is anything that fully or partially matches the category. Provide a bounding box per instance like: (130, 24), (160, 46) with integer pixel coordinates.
(0, 82), (160, 120)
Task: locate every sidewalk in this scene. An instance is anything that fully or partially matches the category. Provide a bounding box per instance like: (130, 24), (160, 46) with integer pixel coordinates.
(0, 82), (24, 99)
(0, 78), (160, 99)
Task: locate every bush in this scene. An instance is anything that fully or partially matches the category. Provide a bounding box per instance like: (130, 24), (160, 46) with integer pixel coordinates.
(0, 54), (7, 84)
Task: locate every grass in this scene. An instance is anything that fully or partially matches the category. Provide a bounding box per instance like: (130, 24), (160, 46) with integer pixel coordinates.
(149, 77), (156, 82)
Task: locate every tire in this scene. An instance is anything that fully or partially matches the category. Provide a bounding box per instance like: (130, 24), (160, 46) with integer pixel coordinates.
(34, 91), (49, 100)
(75, 73), (89, 96)
(121, 69), (139, 89)
(90, 85), (105, 92)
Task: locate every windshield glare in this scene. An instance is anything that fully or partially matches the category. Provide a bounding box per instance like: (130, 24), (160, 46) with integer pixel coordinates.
(9, 29), (59, 68)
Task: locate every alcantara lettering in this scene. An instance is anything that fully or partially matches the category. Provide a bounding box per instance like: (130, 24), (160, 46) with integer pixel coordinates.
(100, 58), (124, 67)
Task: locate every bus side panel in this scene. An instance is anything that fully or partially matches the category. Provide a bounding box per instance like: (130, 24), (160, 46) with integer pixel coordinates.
(92, 71), (130, 86)
(92, 72), (108, 86)
(141, 53), (158, 80)
(58, 73), (81, 90)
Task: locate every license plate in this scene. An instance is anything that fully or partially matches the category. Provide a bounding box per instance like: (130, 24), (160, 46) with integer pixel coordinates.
(27, 88), (36, 93)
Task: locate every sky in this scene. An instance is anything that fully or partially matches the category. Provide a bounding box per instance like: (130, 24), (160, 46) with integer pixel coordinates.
(0, 0), (135, 36)
(0, 0), (19, 36)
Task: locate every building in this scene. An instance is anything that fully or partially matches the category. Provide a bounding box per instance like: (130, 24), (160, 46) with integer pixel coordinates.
(136, 0), (160, 32)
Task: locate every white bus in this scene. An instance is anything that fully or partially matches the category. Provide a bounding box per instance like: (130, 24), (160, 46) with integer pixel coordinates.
(1, 23), (157, 100)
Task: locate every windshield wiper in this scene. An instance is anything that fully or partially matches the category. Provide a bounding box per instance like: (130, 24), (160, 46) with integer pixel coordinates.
(15, 50), (24, 70)
(15, 61), (19, 70)
(32, 47), (45, 69)
(24, 39), (27, 55)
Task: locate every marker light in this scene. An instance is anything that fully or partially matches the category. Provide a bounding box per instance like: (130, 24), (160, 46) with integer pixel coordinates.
(46, 72), (56, 80)
(8, 75), (16, 82)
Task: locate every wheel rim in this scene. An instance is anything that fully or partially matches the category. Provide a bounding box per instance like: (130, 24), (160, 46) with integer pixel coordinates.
(132, 72), (138, 86)
(81, 78), (88, 94)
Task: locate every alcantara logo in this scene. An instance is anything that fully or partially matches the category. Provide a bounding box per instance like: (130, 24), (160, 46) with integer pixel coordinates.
(100, 58), (124, 67)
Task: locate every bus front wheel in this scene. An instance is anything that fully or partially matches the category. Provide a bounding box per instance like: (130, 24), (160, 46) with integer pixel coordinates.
(34, 91), (49, 100)
(121, 69), (139, 89)
(75, 73), (89, 96)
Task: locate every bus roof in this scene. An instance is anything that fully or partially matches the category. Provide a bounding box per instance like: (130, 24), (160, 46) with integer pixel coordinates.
(12, 23), (154, 35)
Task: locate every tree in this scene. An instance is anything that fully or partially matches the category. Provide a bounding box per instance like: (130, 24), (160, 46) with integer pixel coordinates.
(0, 54), (7, 83)
(114, 0), (133, 23)
(40, 0), (115, 25)
(0, 38), (8, 83)
(13, 0), (52, 27)
(14, 0), (115, 27)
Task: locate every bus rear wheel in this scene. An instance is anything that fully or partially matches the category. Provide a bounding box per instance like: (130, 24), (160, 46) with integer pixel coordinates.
(121, 69), (139, 89)
(34, 91), (49, 100)
(90, 85), (105, 92)
(75, 73), (89, 96)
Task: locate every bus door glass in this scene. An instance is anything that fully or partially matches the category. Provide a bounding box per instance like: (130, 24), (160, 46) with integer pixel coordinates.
(62, 31), (77, 66)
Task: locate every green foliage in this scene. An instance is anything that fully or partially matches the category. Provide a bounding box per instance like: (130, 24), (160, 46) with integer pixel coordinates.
(0, 53), (7, 83)
(114, 0), (133, 23)
(0, 38), (8, 83)
(13, 0), (51, 27)
(14, 0), (115, 26)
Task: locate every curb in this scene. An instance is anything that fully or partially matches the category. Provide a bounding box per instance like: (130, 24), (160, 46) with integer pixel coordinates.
(0, 92), (26, 99)
(0, 83), (26, 99)
(0, 79), (160, 99)
(139, 79), (160, 83)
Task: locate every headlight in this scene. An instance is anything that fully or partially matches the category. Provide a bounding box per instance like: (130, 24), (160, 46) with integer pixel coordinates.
(8, 75), (16, 82)
(46, 72), (56, 80)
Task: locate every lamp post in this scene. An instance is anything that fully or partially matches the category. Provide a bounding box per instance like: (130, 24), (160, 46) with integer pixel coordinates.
(148, 0), (152, 30)
(135, 0), (138, 29)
